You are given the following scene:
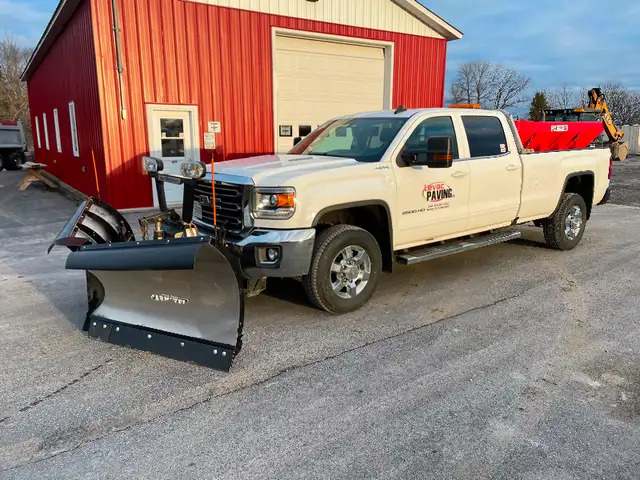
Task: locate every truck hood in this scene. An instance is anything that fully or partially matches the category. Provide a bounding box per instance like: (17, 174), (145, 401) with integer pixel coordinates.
(210, 154), (359, 185)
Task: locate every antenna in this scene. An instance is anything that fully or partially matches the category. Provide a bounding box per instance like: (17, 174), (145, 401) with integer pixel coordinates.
(394, 105), (407, 114)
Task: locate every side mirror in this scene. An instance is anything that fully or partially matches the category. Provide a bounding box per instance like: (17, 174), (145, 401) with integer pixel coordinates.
(400, 137), (454, 168)
(293, 137), (303, 146)
(426, 137), (454, 168)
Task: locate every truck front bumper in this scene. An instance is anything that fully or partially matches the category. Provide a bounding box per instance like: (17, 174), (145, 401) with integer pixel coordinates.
(194, 222), (316, 279)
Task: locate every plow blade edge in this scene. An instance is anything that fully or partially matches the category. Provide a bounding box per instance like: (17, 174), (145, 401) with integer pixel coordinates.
(67, 237), (244, 371)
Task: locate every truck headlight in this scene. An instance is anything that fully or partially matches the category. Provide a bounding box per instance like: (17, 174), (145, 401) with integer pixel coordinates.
(180, 161), (206, 179)
(143, 156), (164, 174)
(253, 187), (296, 219)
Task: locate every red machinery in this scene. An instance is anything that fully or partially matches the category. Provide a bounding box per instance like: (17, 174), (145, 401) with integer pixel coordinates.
(515, 120), (604, 153)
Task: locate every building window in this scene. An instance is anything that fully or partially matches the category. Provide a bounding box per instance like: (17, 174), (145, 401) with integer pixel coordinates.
(68, 101), (79, 157)
(53, 108), (62, 153)
(43, 112), (50, 150)
(35, 116), (41, 149)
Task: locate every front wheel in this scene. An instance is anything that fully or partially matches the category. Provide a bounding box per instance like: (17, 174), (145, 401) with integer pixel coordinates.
(303, 225), (382, 314)
(543, 193), (588, 250)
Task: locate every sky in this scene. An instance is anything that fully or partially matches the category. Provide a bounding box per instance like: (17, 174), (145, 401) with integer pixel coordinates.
(2, 0), (639, 95)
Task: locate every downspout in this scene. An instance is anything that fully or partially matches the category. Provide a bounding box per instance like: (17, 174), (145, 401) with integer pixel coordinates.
(111, 0), (127, 120)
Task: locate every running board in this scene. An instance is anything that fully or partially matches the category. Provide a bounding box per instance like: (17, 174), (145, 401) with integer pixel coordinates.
(396, 230), (522, 266)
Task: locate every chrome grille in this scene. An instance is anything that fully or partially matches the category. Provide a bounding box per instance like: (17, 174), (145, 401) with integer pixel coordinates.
(193, 181), (248, 233)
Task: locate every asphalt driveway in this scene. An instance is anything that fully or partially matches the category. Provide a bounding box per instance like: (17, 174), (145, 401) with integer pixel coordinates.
(1, 162), (639, 479)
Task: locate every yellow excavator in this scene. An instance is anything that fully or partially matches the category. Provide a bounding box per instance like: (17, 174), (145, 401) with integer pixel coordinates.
(544, 88), (629, 161)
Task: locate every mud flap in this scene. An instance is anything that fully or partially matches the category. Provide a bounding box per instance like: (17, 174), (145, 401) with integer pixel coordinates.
(67, 237), (244, 371)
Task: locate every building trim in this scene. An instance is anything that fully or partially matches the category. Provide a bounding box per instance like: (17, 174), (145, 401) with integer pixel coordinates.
(184, 0), (461, 40)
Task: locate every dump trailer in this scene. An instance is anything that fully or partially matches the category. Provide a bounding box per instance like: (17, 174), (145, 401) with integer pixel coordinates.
(51, 108), (612, 370)
(0, 120), (26, 171)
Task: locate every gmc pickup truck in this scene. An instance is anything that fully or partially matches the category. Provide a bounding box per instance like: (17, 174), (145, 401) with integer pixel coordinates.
(52, 108), (611, 369)
(191, 108), (610, 312)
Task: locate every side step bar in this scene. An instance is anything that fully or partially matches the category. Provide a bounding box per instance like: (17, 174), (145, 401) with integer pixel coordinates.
(397, 230), (522, 266)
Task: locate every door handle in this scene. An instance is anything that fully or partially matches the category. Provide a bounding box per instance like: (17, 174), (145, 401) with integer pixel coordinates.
(506, 164), (521, 171)
(451, 170), (468, 178)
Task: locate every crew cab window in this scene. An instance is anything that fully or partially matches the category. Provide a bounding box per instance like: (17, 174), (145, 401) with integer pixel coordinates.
(289, 117), (407, 163)
(402, 116), (459, 160)
(462, 116), (508, 158)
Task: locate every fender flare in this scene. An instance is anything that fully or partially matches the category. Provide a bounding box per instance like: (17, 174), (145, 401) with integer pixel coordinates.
(551, 170), (595, 217)
(312, 200), (395, 271)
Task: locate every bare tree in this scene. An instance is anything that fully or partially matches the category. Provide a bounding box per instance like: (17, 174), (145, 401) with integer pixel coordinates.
(450, 61), (496, 106)
(546, 85), (584, 109)
(601, 82), (640, 125)
(0, 37), (33, 144)
(450, 61), (530, 111)
(491, 67), (531, 110)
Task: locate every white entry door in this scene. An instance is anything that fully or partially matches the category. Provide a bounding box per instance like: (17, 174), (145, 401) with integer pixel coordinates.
(147, 105), (200, 206)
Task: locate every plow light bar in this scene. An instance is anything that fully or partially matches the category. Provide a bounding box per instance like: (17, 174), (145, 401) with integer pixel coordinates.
(180, 161), (207, 179)
(143, 156), (164, 174)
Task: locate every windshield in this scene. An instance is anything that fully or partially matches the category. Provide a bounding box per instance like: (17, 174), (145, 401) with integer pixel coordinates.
(289, 117), (408, 162)
(0, 129), (22, 146)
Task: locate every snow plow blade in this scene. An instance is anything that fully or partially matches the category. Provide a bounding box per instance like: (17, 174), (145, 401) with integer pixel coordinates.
(66, 237), (244, 371)
(67, 237), (244, 371)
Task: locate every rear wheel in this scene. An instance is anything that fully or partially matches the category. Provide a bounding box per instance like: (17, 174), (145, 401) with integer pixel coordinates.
(1, 154), (20, 171)
(542, 193), (587, 250)
(303, 225), (382, 314)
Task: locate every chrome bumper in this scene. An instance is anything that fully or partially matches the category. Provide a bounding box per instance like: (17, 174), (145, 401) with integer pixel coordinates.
(194, 222), (316, 279)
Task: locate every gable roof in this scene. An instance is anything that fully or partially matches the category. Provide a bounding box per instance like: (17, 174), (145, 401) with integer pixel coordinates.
(22, 0), (461, 81)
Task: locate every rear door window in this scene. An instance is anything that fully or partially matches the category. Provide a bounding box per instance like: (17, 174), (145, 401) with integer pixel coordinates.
(462, 116), (508, 158)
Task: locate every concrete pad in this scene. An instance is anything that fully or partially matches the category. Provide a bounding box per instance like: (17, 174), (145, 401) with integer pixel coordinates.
(1, 169), (639, 478)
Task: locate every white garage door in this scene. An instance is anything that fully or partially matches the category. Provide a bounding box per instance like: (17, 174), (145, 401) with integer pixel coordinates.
(274, 35), (387, 153)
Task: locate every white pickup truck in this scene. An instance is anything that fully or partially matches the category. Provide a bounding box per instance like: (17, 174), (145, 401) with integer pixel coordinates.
(186, 107), (611, 313)
(52, 107), (612, 369)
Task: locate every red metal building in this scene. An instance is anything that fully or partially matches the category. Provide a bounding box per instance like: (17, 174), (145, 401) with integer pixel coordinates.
(23, 0), (461, 209)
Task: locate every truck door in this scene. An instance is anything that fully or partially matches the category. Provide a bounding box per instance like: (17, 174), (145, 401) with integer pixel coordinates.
(461, 115), (522, 230)
(394, 116), (470, 247)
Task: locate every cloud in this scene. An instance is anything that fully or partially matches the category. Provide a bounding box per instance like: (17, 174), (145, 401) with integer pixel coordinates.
(424, 0), (640, 94)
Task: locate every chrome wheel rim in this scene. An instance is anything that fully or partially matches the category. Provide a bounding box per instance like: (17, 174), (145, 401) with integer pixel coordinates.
(330, 245), (372, 300)
(565, 205), (583, 240)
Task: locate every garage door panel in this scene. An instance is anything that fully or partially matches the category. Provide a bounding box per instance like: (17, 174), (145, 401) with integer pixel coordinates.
(274, 35), (387, 152)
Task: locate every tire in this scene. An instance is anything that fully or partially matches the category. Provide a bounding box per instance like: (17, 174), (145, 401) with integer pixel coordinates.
(3, 154), (20, 171)
(542, 193), (588, 250)
(303, 225), (382, 314)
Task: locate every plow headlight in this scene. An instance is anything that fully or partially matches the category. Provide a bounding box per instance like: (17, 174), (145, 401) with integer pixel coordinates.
(143, 156), (164, 174)
(253, 187), (296, 219)
(180, 161), (207, 179)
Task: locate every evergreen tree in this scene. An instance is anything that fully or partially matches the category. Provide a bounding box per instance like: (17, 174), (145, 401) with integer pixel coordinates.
(529, 92), (549, 121)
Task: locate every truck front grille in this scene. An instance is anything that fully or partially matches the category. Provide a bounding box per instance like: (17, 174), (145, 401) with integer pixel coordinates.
(192, 181), (249, 233)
